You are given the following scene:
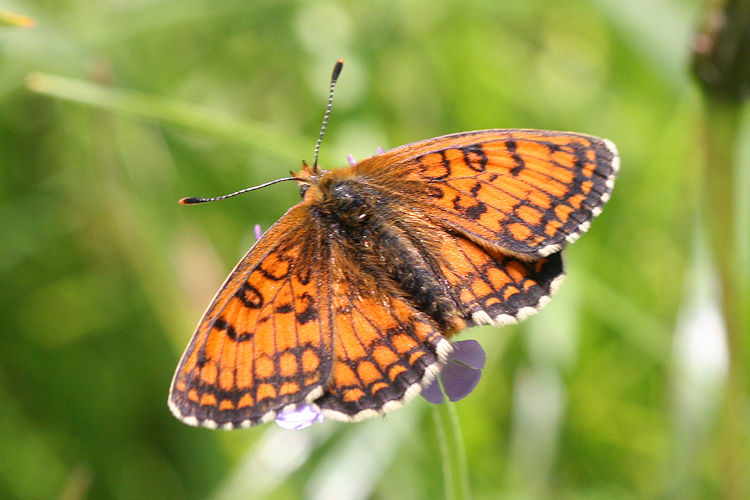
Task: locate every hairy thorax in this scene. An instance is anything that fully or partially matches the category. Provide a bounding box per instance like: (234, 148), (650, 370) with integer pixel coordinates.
(307, 173), (465, 333)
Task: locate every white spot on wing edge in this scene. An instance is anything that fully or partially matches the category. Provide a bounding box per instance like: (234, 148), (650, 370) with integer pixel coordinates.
(603, 138), (620, 173)
(435, 337), (454, 362)
(181, 415), (199, 428)
(535, 135), (618, 258)
(537, 243), (563, 258)
(482, 272), (566, 326)
(549, 273), (566, 295)
(493, 313), (518, 326)
(515, 306), (539, 322)
(565, 221), (590, 244)
(303, 385), (326, 404)
(167, 384), (327, 430)
(317, 337), (453, 423)
(471, 310), (494, 326)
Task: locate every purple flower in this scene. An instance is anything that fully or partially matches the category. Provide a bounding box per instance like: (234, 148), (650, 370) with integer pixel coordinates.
(421, 340), (486, 404)
(275, 404), (325, 430)
(347, 148), (385, 168)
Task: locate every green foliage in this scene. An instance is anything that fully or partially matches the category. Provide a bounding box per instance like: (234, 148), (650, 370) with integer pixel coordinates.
(1, 0), (747, 498)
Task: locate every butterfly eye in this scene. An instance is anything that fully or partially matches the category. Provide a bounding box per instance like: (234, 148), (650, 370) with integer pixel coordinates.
(299, 183), (310, 198)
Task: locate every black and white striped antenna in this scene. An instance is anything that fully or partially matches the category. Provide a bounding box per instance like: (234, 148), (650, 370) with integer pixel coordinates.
(178, 59), (344, 205)
(312, 58), (344, 173)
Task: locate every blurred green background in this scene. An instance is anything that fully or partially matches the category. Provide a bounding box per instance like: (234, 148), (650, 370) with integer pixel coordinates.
(1, 0), (748, 499)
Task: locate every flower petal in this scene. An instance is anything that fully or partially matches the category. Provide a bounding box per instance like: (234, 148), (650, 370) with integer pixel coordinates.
(275, 405), (325, 430)
(420, 378), (445, 404)
(441, 362), (482, 402)
(420, 340), (486, 404)
(449, 340), (486, 369)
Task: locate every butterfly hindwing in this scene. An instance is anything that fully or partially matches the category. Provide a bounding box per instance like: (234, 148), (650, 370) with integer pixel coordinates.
(356, 129), (618, 258)
(435, 231), (565, 326)
(312, 241), (452, 420)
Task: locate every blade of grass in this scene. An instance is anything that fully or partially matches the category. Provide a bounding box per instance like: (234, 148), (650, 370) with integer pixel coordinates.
(26, 72), (312, 163)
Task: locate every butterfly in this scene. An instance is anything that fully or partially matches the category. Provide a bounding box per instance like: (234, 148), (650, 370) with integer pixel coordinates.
(168, 61), (619, 429)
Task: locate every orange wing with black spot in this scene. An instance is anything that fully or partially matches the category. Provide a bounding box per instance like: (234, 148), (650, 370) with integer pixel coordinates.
(314, 242), (452, 420)
(169, 203), (452, 428)
(355, 129), (618, 258)
(435, 228), (565, 327)
(169, 203), (333, 429)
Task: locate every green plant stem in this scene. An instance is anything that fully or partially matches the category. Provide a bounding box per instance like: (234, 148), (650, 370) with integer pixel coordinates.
(26, 72), (310, 162)
(432, 401), (471, 500)
(701, 94), (748, 500)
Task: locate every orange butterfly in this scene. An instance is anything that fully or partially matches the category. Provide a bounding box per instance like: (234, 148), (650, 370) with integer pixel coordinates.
(168, 61), (618, 429)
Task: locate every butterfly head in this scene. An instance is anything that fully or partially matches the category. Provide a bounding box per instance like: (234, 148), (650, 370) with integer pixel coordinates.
(293, 163), (373, 225)
(294, 160), (328, 200)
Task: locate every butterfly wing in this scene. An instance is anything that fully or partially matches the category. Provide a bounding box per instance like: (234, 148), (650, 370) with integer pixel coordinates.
(169, 202), (453, 427)
(434, 228), (565, 327)
(310, 238), (452, 420)
(169, 203), (333, 429)
(354, 129), (618, 258)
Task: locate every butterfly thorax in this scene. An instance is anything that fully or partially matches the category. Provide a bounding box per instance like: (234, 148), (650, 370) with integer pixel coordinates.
(315, 175), (379, 223)
(305, 171), (467, 334)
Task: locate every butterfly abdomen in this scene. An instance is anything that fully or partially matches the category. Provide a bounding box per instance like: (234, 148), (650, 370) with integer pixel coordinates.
(374, 226), (466, 333)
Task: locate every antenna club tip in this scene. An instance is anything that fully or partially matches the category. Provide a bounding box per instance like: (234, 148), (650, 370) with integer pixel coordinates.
(332, 59), (344, 80)
(179, 197), (200, 205)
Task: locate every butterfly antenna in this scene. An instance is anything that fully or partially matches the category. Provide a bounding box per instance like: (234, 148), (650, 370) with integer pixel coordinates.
(179, 177), (299, 205)
(312, 58), (344, 173)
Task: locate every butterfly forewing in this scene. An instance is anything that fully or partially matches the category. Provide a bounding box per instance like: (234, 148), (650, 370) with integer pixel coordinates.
(356, 129), (618, 258)
(169, 204), (333, 429)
